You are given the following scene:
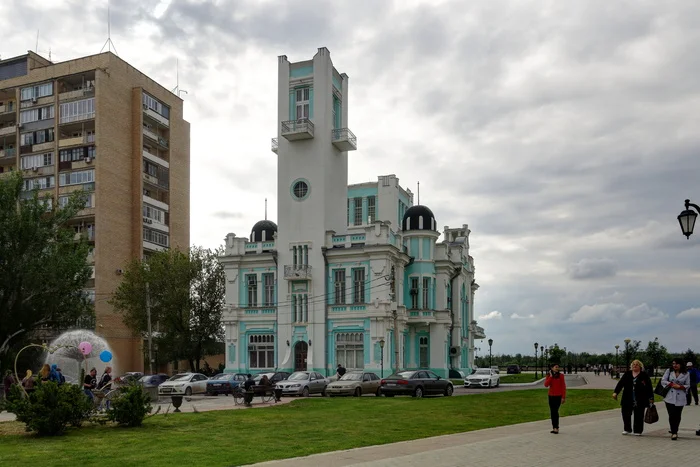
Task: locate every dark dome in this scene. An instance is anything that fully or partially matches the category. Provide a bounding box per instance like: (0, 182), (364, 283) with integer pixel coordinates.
(250, 220), (277, 242)
(402, 205), (436, 231)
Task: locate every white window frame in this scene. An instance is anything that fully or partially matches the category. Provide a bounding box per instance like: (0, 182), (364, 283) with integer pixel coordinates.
(410, 277), (419, 309)
(422, 277), (430, 310)
(59, 98), (95, 124)
(353, 197), (362, 226)
(58, 169), (95, 187)
(334, 270), (346, 305)
(335, 332), (364, 370)
(246, 275), (258, 307)
(352, 269), (365, 304)
(367, 196), (376, 223)
(248, 334), (274, 369)
(20, 152), (53, 170)
(263, 273), (275, 306)
(295, 88), (310, 120)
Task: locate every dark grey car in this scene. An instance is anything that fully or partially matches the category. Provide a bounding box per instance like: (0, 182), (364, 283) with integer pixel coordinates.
(380, 370), (454, 398)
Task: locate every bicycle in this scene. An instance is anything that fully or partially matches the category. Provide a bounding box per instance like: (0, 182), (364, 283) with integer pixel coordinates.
(233, 386), (276, 405)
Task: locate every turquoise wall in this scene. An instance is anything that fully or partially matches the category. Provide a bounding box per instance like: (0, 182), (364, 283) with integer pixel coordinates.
(332, 74), (341, 90)
(290, 65), (313, 78)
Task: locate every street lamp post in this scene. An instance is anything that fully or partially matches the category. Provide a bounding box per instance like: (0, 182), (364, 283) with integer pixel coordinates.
(624, 338), (631, 371)
(534, 342), (539, 379)
(379, 338), (385, 378)
(615, 344), (620, 377)
(488, 338), (493, 368)
(678, 199), (699, 238)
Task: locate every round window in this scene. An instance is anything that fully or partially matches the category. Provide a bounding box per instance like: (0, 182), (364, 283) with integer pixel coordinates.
(292, 180), (309, 200)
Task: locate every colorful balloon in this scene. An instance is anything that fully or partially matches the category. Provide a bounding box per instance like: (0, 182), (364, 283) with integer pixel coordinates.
(99, 350), (112, 363)
(78, 341), (92, 356)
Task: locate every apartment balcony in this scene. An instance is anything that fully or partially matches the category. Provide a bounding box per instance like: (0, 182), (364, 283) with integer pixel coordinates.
(59, 87), (94, 102)
(0, 102), (15, 115)
(271, 137), (278, 153)
(0, 148), (16, 161)
(0, 125), (17, 137)
(143, 128), (169, 149)
(331, 128), (357, 151)
(469, 321), (486, 339)
(33, 141), (56, 152)
(143, 105), (169, 127)
(241, 307), (277, 317)
(0, 171), (15, 179)
(59, 135), (92, 148)
(281, 119), (314, 141)
(283, 265), (312, 280)
(407, 310), (437, 324)
(142, 172), (169, 190)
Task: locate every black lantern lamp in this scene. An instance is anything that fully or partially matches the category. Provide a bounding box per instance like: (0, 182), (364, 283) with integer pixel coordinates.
(678, 199), (699, 239)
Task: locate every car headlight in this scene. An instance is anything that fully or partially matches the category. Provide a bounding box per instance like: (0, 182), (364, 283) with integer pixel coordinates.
(290, 384), (301, 388)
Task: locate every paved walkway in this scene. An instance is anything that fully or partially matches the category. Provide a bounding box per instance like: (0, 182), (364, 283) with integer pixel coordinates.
(251, 374), (700, 467)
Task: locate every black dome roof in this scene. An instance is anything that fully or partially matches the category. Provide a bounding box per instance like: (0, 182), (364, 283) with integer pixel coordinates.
(251, 220), (277, 242)
(402, 205), (436, 231)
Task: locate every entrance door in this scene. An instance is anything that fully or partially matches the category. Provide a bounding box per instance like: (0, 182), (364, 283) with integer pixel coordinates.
(294, 341), (308, 371)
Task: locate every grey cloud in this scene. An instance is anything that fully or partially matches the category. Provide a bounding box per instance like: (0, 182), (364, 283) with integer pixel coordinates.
(567, 258), (618, 280)
(212, 211), (244, 220)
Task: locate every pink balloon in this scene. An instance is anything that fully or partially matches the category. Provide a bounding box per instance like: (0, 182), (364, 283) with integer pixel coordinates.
(78, 341), (92, 356)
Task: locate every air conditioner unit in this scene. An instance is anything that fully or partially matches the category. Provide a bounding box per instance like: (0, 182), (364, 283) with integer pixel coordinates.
(115, 268), (124, 275)
(449, 346), (460, 357)
(143, 104), (149, 110)
(247, 276), (257, 285)
(31, 166), (38, 172)
(31, 97), (37, 103)
(85, 157), (92, 163)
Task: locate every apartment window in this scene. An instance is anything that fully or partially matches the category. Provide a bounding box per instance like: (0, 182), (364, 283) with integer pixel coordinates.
(332, 95), (341, 129)
(353, 197), (362, 226)
(20, 105), (54, 124)
(20, 152), (53, 170)
(334, 270), (346, 305)
(59, 98), (95, 124)
(142, 204), (165, 224)
(20, 128), (54, 146)
(21, 82), (53, 101)
(59, 146), (95, 162)
(59, 193), (94, 209)
(347, 198), (351, 226)
(292, 244), (308, 267)
(303, 245), (308, 265)
(292, 294), (308, 322)
(248, 334), (274, 369)
(422, 277), (430, 310)
(143, 227), (168, 247)
(335, 332), (364, 370)
(295, 87), (310, 120)
(352, 269), (365, 304)
(84, 289), (96, 304)
(142, 93), (170, 119)
(367, 196), (376, 223)
(59, 169), (94, 187)
(419, 336), (429, 368)
(23, 176), (54, 191)
(246, 275), (258, 307)
(410, 277), (419, 309)
(263, 273), (275, 306)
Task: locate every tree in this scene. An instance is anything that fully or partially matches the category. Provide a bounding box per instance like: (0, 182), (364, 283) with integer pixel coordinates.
(682, 348), (696, 366)
(110, 246), (225, 372)
(0, 172), (93, 371)
(642, 338), (668, 376)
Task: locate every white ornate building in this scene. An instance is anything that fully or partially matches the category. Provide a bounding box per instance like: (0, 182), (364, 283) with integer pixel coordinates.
(220, 48), (485, 378)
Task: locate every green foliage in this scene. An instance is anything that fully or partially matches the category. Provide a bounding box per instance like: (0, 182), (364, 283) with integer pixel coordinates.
(0, 171), (94, 367)
(682, 349), (696, 366)
(107, 384), (152, 427)
(641, 338), (668, 374)
(6, 380), (92, 436)
(110, 246), (225, 371)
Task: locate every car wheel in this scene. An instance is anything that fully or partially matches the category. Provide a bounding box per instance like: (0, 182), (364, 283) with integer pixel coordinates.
(488, 381), (492, 388)
(496, 379), (500, 388)
(354, 387), (362, 397)
(302, 387), (310, 397)
(185, 387), (192, 396)
(413, 386), (424, 398)
(445, 385), (454, 396)
(322, 389), (327, 397)
(375, 387), (382, 397)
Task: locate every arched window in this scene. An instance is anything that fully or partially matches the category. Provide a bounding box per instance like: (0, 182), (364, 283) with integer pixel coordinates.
(335, 332), (364, 370)
(248, 334), (274, 368)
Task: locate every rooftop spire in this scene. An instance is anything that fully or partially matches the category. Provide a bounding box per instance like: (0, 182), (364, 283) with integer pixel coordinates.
(417, 181), (420, 205)
(264, 198), (267, 220)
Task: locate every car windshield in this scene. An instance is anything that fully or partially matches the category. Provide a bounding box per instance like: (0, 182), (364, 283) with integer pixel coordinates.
(474, 369), (491, 375)
(168, 374), (191, 382)
(340, 372), (363, 381)
(288, 372), (310, 381)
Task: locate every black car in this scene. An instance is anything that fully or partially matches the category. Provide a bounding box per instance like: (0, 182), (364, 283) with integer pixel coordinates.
(506, 365), (521, 374)
(139, 374), (169, 388)
(380, 370), (454, 398)
(206, 373), (247, 395)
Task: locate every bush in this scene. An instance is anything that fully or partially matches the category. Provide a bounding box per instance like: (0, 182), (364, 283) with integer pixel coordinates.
(6, 381), (92, 436)
(107, 384), (152, 427)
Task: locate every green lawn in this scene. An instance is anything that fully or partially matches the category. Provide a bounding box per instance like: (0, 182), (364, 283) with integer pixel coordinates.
(0, 389), (618, 466)
(499, 373), (540, 383)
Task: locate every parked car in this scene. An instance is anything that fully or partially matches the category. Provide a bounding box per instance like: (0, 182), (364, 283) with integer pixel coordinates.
(380, 370), (454, 398)
(253, 371), (290, 385)
(206, 373), (247, 395)
(113, 372), (144, 386)
(464, 368), (500, 388)
(326, 371), (381, 397)
(506, 365), (521, 374)
(139, 374), (169, 388)
(158, 373), (209, 396)
(490, 366), (500, 374)
(276, 371), (329, 397)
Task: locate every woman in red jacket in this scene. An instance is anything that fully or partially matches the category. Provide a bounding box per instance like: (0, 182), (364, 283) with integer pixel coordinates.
(544, 363), (566, 434)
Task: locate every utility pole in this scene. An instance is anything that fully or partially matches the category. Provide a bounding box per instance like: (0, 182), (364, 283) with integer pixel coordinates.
(146, 281), (153, 375)
(389, 266), (399, 373)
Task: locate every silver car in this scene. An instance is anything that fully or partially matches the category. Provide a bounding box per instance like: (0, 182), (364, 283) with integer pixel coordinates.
(276, 371), (329, 397)
(326, 371), (381, 397)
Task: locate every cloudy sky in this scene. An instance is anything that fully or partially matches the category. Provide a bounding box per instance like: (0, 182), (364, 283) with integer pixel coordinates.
(3, 0), (699, 357)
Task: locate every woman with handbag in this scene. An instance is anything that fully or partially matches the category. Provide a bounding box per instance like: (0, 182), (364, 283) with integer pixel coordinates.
(661, 359), (690, 440)
(612, 359), (654, 436)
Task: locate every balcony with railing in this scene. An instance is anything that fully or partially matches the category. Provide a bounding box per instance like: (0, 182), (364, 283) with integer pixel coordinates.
(0, 101), (16, 116)
(0, 147), (16, 161)
(58, 87), (95, 102)
(59, 133), (94, 148)
(143, 104), (170, 127)
(469, 321), (486, 339)
(0, 124), (17, 137)
(271, 137), (278, 153)
(283, 264), (312, 280)
(331, 128), (357, 151)
(281, 119), (314, 141)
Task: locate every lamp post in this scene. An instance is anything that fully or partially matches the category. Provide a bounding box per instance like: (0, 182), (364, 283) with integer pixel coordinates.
(488, 338), (493, 368)
(534, 342), (539, 379)
(615, 344), (620, 376)
(624, 338), (631, 371)
(678, 199), (699, 238)
(563, 347), (567, 373)
(379, 338), (385, 378)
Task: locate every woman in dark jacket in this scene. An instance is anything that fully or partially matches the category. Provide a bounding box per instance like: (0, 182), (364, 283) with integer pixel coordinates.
(612, 359), (654, 436)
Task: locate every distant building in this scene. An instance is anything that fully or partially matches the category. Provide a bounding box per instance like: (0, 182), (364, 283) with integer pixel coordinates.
(220, 48), (483, 378)
(0, 51), (190, 371)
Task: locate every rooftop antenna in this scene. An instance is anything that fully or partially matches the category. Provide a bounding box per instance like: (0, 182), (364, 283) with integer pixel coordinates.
(100, 0), (119, 56)
(36, 30), (39, 52)
(417, 181), (420, 205)
(172, 59), (188, 97)
(264, 198), (268, 220)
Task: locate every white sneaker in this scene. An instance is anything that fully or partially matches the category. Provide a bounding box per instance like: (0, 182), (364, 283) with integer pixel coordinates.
(622, 431), (631, 435)
(634, 433), (642, 437)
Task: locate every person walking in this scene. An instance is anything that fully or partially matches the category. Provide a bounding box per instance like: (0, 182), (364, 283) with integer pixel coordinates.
(613, 359), (654, 436)
(661, 359), (690, 440)
(685, 362), (698, 406)
(21, 370), (35, 393)
(544, 363), (566, 434)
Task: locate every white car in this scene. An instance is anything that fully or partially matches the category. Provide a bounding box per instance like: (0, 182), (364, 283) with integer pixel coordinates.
(158, 373), (209, 396)
(464, 368), (500, 388)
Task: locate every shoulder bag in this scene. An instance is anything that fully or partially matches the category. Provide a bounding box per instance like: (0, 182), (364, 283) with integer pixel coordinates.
(654, 370), (671, 398)
(644, 403), (659, 424)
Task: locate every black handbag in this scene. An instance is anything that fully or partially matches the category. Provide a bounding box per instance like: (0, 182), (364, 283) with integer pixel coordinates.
(644, 404), (659, 424)
(654, 379), (670, 398)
